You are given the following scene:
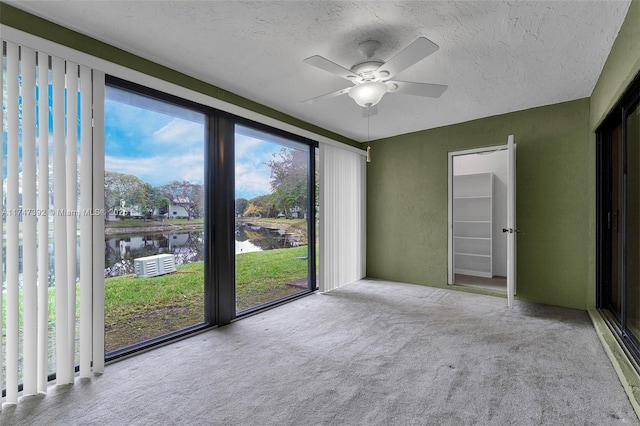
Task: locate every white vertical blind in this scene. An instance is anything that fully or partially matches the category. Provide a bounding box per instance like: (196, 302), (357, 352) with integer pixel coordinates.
(37, 50), (51, 393)
(6, 40), (20, 405)
(92, 71), (106, 374)
(79, 65), (94, 377)
(0, 35), (4, 405)
(21, 46), (38, 397)
(319, 143), (366, 292)
(1, 40), (105, 406)
(52, 54), (71, 386)
(65, 61), (79, 383)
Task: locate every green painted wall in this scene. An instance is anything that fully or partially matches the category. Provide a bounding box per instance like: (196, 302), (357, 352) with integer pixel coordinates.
(0, 2), (359, 149)
(591, 0), (640, 130)
(366, 99), (591, 310)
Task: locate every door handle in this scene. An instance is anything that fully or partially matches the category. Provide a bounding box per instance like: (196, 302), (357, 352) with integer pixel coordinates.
(502, 228), (521, 234)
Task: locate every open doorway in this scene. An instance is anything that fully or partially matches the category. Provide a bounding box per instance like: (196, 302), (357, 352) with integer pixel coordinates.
(448, 146), (508, 292)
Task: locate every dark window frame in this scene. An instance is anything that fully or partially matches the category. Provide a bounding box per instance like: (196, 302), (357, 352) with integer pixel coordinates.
(230, 117), (318, 318)
(104, 76), (318, 362)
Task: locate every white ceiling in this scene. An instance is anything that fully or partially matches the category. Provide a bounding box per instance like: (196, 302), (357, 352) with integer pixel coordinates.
(7, 1), (631, 142)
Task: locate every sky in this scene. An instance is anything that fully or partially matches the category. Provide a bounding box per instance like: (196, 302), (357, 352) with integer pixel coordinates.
(234, 134), (280, 200)
(105, 86), (280, 200)
(105, 90), (205, 187)
(3, 82), (284, 201)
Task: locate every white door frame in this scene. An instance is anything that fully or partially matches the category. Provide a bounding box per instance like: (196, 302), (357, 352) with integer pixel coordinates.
(506, 135), (517, 307)
(447, 144), (508, 285)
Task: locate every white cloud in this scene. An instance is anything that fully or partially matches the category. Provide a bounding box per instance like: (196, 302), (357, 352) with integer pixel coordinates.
(106, 153), (204, 186)
(153, 118), (204, 144)
(234, 135), (279, 199)
(235, 162), (271, 198)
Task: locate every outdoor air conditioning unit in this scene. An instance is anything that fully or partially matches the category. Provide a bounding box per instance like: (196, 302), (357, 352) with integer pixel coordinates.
(134, 254), (176, 278)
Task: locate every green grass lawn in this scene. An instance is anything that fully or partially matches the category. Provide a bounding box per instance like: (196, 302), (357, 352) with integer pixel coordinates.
(103, 245), (309, 352)
(236, 245), (308, 311)
(1, 244), (312, 366)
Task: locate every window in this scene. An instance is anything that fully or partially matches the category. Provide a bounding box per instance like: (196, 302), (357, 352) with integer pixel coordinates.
(102, 78), (318, 359)
(234, 125), (316, 313)
(1, 59), (319, 392)
(104, 79), (207, 356)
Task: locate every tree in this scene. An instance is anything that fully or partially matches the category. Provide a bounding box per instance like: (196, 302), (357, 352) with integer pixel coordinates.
(158, 181), (204, 220)
(235, 198), (249, 217)
(267, 148), (308, 218)
(245, 194), (278, 218)
(104, 171), (147, 214)
(141, 183), (170, 220)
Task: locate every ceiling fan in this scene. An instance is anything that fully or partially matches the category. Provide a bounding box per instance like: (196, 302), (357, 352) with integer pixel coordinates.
(301, 37), (447, 112)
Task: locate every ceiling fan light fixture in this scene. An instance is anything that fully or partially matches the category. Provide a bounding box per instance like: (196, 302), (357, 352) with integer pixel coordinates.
(348, 81), (388, 107)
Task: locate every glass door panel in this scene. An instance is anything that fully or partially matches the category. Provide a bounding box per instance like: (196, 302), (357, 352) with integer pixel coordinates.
(234, 125), (310, 312)
(625, 102), (640, 342)
(610, 123), (623, 318)
(104, 84), (206, 354)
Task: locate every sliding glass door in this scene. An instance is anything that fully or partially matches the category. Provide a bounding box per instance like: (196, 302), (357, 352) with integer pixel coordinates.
(104, 80), (206, 354)
(102, 80), (317, 355)
(598, 72), (640, 365)
(234, 125), (315, 313)
(624, 101), (640, 343)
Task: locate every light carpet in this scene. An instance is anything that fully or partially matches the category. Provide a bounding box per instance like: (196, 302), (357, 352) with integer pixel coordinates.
(1, 279), (637, 425)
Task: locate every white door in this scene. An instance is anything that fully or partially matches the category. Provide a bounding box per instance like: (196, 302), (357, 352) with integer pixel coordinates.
(506, 135), (517, 308)
(447, 145), (507, 286)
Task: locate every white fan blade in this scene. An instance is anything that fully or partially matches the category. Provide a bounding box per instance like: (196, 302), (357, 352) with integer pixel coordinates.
(300, 87), (351, 104)
(375, 37), (439, 80)
(388, 80), (447, 98)
(303, 55), (357, 80)
(362, 105), (378, 118)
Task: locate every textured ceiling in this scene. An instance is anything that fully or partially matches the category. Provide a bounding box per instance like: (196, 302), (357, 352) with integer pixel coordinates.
(7, 1), (631, 142)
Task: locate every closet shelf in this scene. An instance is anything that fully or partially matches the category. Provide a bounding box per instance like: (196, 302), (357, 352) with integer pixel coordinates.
(454, 252), (491, 258)
(453, 172), (493, 278)
(454, 220), (490, 224)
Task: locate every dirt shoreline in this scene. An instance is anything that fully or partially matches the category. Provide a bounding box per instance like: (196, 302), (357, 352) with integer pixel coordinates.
(105, 223), (204, 235)
(242, 220), (307, 237)
(105, 220), (305, 237)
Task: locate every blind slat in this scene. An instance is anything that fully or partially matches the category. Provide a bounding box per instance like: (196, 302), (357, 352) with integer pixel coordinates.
(65, 61), (79, 382)
(37, 50), (51, 393)
(92, 71), (106, 373)
(52, 55), (71, 385)
(21, 46), (38, 396)
(6, 40), (21, 404)
(0, 40), (4, 409)
(79, 65), (93, 377)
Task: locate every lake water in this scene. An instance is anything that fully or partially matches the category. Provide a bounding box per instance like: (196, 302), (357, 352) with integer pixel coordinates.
(104, 223), (300, 278)
(104, 230), (205, 277)
(2, 224), (301, 285)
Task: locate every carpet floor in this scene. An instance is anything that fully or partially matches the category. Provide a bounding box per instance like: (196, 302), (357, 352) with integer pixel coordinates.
(1, 279), (637, 425)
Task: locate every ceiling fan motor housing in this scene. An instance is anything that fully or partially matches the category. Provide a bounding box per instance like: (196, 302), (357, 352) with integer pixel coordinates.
(349, 60), (385, 83)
